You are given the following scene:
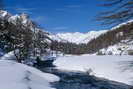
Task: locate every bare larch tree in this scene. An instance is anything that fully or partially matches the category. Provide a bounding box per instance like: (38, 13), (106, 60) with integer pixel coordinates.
(97, 0), (133, 26)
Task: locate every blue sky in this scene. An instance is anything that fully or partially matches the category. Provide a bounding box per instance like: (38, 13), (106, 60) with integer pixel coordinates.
(4, 0), (108, 33)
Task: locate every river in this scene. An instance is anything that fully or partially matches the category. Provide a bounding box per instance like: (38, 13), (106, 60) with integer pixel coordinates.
(40, 67), (132, 89)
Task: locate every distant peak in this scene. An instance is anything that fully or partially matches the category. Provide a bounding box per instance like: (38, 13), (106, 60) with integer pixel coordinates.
(0, 10), (11, 19)
(20, 13), (29, 19)
(50, 30), (107, 44)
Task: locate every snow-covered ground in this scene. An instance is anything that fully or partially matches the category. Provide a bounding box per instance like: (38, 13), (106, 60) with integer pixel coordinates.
(0, 60), (59, 89)
(54, 55), (133, 85)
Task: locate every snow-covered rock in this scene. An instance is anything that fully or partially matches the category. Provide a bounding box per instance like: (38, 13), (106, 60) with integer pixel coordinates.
(0, 60), (59, 89)
(0, 10), (11, 20)
(0, 10), (30, 26)
(0, 10), (45, 33)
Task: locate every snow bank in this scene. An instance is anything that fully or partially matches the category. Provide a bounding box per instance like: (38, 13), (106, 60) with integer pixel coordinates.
(54, 55), (133, 85)
(0, 60), (59, 89)
(0, 51), (17, 60)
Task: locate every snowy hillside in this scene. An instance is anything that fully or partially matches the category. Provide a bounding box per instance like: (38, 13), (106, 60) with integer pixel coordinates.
(54, 55), (133, 85)
(96, 21), (133, 55)
(0, 60), (59, 89)
(49, 30), (107, 44)
(98, 39), (133, 55)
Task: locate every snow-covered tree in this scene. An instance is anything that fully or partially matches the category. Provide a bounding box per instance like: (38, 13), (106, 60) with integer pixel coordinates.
(0, 12), (52, 64)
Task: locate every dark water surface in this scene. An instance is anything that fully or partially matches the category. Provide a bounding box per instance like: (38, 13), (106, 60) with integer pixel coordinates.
(41, 68), (132, 89)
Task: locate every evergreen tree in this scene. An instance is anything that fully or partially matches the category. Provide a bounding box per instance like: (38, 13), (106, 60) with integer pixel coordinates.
(0, 14), (51, 63)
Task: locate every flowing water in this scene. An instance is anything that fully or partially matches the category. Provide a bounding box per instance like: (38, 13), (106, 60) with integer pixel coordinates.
(41, 68), (132, 89)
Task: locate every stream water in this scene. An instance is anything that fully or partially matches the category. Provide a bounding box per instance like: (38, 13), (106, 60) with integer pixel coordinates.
(41, 67), (132, 89)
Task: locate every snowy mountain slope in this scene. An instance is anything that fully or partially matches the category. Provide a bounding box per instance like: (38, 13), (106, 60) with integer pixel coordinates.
(97, 39), (133, 55)
(101, 21), (133, 55)
(85, 20), (133, 54)
(0, 10), (107, 44)
(49, 20), (133, 44)
(49, 30), (107, 44)
(0, 60), (59, 89)
(54, 55), (133, 85)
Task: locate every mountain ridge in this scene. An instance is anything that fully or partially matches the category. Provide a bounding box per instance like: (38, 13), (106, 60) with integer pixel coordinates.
(0, 10), (132, 55)
(49, 30), (107, 44)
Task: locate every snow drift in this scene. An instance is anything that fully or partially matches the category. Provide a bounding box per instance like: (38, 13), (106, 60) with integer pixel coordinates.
(0, 60), (59, 89)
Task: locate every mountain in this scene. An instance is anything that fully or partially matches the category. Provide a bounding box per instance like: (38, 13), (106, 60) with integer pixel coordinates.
(87, 21), (133, 55)
(50, 20), (133, 55)
(0, 10), (132, 55)
(49, 20), (133, 45)
(49, 30), (107, 44)
(0, 10), (107, 45)
(0, 10), (40, 32)
(0, 10), (28, 24)
(0, 10), (51, 43)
